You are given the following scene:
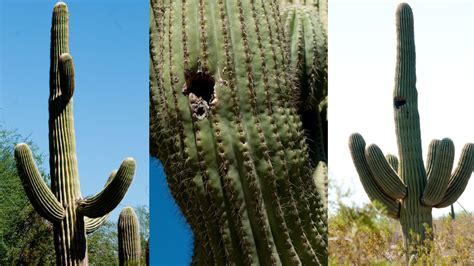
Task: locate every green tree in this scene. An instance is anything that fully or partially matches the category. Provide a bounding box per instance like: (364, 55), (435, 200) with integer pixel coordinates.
(88, 221), (118, 264)
(0, 128), (55, 264)
(135, 205), (149, 264)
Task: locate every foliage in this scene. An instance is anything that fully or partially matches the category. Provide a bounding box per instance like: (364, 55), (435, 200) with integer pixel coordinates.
(88, 221), (118, 265)
(135, 204), (150, 264)
(0, 128), (55, 264)
(328, 183), (473, 265)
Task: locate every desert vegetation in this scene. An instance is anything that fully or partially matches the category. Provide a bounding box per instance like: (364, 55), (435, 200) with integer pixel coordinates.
(328, 183), (473, 265)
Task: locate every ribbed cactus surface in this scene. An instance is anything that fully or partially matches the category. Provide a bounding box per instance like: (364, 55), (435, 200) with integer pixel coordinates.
(118, 207), (142, 266)
(349, 2), (474, 253)
(150, 0), (327, 264)
(281, 2), (328, 205)
(14, 3), (136, 265)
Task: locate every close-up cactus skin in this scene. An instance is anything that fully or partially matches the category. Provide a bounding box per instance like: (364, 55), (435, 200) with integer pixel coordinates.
(13, 2), (136, 264)
(150, 0), (327, 265)
(348, 2), (474, 257)
(118, 207), (142, 266)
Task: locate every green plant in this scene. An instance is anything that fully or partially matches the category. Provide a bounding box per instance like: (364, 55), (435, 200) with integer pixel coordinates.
(14, 3), (135, 264)
(348, 2), (473, 257)
(118, 207), (141, 266)
(150, 0), (327, 264)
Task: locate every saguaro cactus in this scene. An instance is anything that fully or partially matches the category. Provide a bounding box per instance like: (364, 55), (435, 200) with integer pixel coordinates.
(14, 3), (136, 264)
(349, 2), (474, 253)
(281, 1), (328, 204)
(150, 0), (327, 264)
(118, 207), (142, 266)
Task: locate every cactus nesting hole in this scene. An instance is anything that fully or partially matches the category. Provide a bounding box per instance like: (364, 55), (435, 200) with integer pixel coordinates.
(394, 96), (406, 109)
(183, 70), (216, 120)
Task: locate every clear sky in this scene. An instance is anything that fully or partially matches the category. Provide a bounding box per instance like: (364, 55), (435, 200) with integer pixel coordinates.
(0, 0), (149, 227)
(329, 0), (473, 216)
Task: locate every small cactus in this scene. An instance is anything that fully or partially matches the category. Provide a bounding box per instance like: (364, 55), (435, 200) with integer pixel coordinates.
(14, 3), (135, 264)
(118, 207), (142, 266)
(150, 0), (327, 264)
(349, 2), (474, 256)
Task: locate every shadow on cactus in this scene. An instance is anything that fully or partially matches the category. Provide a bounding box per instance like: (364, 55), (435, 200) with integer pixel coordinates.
(14, 2), (136, 264)
(348, 2), (474, 259)
(150, 0), (327, 264)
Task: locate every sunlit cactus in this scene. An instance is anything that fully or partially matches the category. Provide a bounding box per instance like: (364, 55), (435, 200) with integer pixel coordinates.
(14, 3), (135, 264)
(348, 2), (474, 257)
(118, 207), (142, 266)
(150, 0), (327, 264)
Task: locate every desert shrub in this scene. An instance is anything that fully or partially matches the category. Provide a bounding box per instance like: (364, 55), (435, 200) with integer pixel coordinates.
(329, 182), (473, 265)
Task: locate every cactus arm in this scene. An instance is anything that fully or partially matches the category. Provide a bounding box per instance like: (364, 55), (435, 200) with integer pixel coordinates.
(58, 53), (74, 100)
(84, 170), (117, 234)
(385, 154), (399, 172)
(118, 207), (141, 266)
(424, 139), (439, 177)
(84, 216), (108, 234)
(421, 138), (455, 206)
(365, 144), (407, 200)
(14, 143), (65, 222)
(348, 133), (400, 218)
(435, 143), (474, 208)
(77, 158), (135, 218)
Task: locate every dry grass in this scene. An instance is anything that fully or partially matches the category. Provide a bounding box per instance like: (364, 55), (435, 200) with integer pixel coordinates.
(328, 201), (473, 265)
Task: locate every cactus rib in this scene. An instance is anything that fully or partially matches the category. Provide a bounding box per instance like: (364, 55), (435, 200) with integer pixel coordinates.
(150, 0), (328, 264)
(118, 207), (142, 266)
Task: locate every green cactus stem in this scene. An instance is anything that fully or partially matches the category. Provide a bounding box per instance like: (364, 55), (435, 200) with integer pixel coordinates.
(281, 2), (328, 206)
(150, 0), (327, 264)
(118, 207), (142, 266)
(349, 2), (474, 255)
(14, 3), (136, 264)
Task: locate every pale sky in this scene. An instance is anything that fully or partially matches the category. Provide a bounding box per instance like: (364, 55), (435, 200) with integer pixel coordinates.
(329, 0), (473, 217)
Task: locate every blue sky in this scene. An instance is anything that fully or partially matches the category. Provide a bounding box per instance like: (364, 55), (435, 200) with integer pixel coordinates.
(329, 0), (473, 216)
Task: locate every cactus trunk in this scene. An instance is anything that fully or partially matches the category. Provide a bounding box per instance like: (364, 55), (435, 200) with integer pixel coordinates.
(150, 0), (327, 264)
(349, 3), (474, 257)
(14, 3), (136, 265)
(48, 5), (87, 264)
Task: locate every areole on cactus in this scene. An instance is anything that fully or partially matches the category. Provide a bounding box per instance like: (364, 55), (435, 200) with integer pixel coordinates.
(150, 0), (327, 264)
(14, 2), (136, 264)
(348, 2), (474, 256)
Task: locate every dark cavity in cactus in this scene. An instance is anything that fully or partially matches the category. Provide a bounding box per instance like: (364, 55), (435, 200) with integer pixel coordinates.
(348, 2), (474, 257)
(14, 2), (136, 265)
(150, 0), (328, 264)
(118, 207), (142, 266)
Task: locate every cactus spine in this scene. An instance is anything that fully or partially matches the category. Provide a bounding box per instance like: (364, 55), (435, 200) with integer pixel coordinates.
(150, 0), (327, 264)
(349, 2), (474, 254)
(118, 207), (142, 266)
(14, 3), (136, 264)
(281, 1), (328, 205)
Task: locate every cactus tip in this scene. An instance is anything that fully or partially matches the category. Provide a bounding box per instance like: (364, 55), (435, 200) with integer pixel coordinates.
(59, 53), (72, 63)
(54, 2), (67, 8)
(53, 2), (68, 13)
(15, 143), (30, 154)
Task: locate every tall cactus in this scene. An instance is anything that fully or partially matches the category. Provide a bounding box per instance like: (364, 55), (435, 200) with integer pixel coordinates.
(150, 0), (327, 264)
(118, 207), (142, 266)
(348, 2), (474, 254)
(14, 3), (136, 264)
